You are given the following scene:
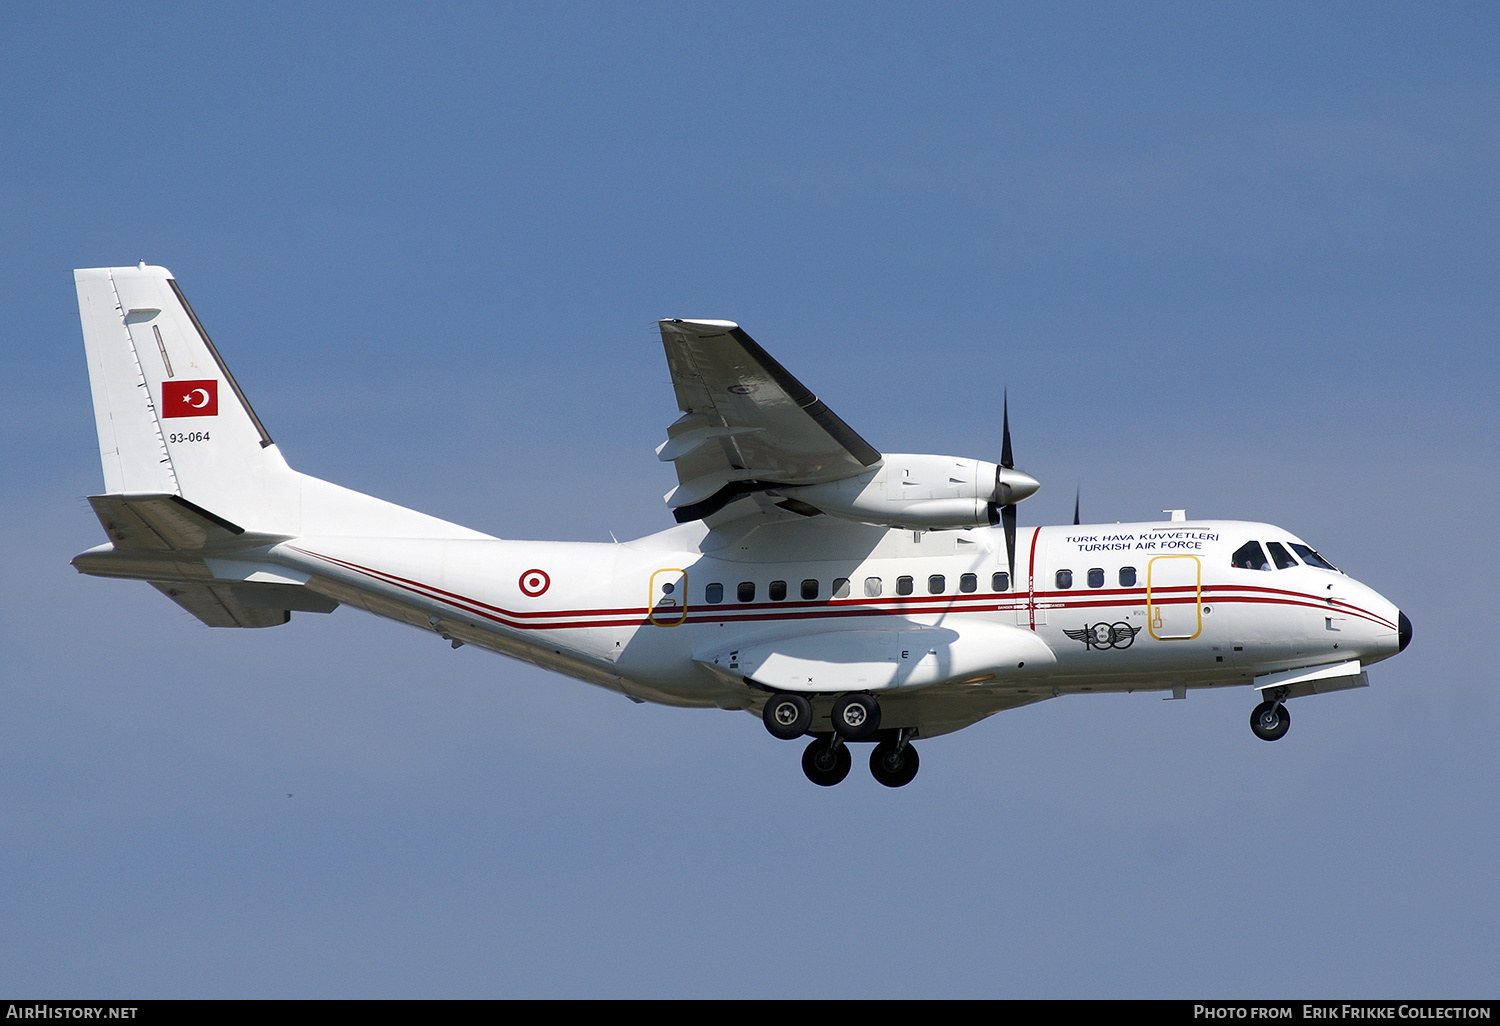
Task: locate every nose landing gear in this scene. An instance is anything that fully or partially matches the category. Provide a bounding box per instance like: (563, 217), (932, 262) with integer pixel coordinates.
(1250, 699), (1291, 741)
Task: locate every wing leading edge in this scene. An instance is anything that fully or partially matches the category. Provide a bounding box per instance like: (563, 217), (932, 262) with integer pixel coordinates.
(657, 319), (882, 522)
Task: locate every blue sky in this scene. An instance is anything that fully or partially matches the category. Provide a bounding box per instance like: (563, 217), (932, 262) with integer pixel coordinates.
(2, 2), (1497, 997)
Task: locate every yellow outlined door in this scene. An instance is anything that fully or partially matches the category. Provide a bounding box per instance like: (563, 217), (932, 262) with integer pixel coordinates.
(1147, 555), (1201, 640)
(649, 568), (688, 626)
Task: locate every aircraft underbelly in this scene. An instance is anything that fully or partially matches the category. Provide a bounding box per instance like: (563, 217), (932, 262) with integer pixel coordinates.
(693, 621), (1057, 694)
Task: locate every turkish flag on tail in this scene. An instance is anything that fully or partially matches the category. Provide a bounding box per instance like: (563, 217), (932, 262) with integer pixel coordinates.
(162, 380), (219, 418)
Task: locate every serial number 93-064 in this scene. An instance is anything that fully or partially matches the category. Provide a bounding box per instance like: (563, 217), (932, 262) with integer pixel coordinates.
(168, 431), (211, 443)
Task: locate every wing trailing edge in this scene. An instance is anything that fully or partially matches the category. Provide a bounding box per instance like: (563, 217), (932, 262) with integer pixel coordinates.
(657, 319), (882, 522)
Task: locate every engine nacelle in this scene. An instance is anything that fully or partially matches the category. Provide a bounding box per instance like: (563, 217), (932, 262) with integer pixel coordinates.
(778, 454), (1038, 530)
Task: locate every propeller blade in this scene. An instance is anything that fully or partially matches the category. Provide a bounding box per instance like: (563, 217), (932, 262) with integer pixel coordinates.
(1002, 502), (1017, 587)
(1000, 390), (1014, 470)
(1073, 487), (1080, 526)
(996, 389), (1023, 585)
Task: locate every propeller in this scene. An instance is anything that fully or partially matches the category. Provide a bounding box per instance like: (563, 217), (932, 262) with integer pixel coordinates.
(989, 391), (1040, 587)
(1074, 486), (1081, 527)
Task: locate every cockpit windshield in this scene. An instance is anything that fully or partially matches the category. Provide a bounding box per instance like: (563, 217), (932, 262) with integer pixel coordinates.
(1290, 542), (1339, 572)
(1233, 538), (1341, 573)
(1266, 541), (1299, 570)
(1231, 540), (1270, 570)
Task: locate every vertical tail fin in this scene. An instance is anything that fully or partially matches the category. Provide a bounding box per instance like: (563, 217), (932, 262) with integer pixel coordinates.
(75, 264), (294, 531)
(76, 264), (489, 543)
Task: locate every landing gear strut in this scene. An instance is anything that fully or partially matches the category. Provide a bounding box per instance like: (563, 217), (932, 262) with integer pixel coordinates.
(801, 736), (851, 786)
(869, 732), (920, 788)
(1250, 699), (1291, 742)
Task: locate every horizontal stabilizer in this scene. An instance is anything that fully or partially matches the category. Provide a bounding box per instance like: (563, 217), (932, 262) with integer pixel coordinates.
(75, 494), (335, 629)
(87, 493), (250, 551)
(152, 581), (291, 629)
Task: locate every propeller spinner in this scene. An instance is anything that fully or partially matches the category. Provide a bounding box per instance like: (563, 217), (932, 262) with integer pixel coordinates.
(988, 393), (1040, 587)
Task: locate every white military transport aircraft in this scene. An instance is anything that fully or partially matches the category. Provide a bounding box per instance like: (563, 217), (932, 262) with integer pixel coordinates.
(72, 264), (1411, 787)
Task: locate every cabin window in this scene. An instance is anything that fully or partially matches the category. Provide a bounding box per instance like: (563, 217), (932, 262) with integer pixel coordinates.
(1087, 568), (1105, 588)
(801, 579), (819, 600)
(928, 574), (945, 595)
(705, 583), (723, 604)
(1119, 566), (1137, 588)
(1267, 541), (1298, 570)
(896, 576), (914, 596)
(1232, 541), (1271, 571)
(992, 571), (1010, 592)
(737, 581), (755, 602)
(1056, 569), (1073, 589)
(960, 573), (977, 593)
(1290, 543), (1339, 571)
(769, 580), (787, 601)
(865, 577), (883, 597)
(833, 578), (851, 598)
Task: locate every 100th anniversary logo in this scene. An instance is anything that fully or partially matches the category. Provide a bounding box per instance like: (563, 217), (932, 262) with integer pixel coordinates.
(1064, 621), (1143, 650)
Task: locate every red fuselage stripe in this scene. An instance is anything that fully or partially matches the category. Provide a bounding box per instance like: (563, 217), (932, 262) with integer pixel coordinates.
(292, 547), (1396, 635)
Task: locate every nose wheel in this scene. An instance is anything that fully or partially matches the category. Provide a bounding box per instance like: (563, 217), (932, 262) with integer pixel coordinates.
(1250, 700), (1291, 741)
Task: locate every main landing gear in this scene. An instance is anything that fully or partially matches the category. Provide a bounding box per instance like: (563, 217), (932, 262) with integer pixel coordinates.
(764, 691), (921, 787)
(831, 692), (880, 740)
(869, 734), (919, 788)
(799, 733), (920, 787)
(762, 692), (812, 740)
(802, 736), (852, 786)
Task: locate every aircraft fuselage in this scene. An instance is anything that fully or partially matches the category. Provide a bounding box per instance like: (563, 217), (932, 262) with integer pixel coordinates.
(273, 516), (1403, 739)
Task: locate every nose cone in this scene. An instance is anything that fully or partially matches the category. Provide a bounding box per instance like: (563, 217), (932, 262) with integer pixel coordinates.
(997, 467), (1041, 504)
(1398, 610), (1413, 653)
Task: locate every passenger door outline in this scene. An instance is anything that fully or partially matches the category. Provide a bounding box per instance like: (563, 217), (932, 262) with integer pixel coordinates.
(649, 568), (688, 627)
(1147, 555), (1201, 640)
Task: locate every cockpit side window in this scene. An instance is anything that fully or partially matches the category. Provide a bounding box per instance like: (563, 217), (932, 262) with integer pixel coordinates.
(1232, 541), (1270, 571)
(1267, 541), (1299, 570)
(1290, 543), (1339, 571)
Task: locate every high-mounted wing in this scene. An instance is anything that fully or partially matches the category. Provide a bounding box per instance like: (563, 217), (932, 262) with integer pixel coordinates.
(657, 320), (882, 522)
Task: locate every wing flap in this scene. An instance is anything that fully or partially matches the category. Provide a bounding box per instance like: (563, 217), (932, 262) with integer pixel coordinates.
(658, 320), (882, 521)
